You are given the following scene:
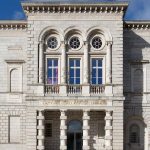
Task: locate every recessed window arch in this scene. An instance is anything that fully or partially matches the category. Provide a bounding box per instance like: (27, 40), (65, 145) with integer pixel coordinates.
(129, 124), (140, 143)
(64, 28), (83, 51)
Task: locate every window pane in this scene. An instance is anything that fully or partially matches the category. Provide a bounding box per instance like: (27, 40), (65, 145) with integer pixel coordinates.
(92, 78), (96, 84)
(69, 77), (74, 84)
(47, 78), (52, 84)
(47, 59), (58, 85)
(98, 59), (102, 66)
(54, 60), (58, 66)
(92, 69), (96, 77)
(76, 69), (80, 78)
(76, 59), (80, 67)
(70, 69), (74, 78)
(98, 69), (102, 78)
(54, 68), (58, 77)
(98, 78), (102, 84)
(91, 58), (103, 85)
(76, 78), (80, 84)
(70, 59), (74, 67)
(47, 59), (52, 66)
(92, 59), (96, 67)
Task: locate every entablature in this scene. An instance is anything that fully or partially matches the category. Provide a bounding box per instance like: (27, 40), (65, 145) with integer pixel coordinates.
(22, 2), (128, 14)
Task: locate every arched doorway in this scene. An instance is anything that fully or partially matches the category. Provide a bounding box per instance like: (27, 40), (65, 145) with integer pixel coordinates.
(67, 120), (82, 150)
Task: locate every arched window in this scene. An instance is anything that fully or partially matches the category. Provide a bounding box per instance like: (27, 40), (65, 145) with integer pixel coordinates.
(129, 124), (140, 143)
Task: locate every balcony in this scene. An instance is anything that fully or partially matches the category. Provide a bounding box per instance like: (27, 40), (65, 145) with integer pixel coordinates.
(44, 84), (111, 96)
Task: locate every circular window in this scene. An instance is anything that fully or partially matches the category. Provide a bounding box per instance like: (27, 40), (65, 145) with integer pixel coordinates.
(91, 36), (103, 49)
(69, 36), (81, 50)
(47, 36), (58, 49)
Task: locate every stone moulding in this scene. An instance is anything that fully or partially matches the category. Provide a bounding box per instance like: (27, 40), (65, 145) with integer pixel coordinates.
(21, 3), (128, 14)
(124, 21), (150, 30)
(0, 21), (27, 30)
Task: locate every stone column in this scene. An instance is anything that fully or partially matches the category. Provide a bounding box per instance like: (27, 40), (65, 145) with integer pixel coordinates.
(61, 41), (66, 84)
(83, 41), (89, 84)
(60, 41), (67, 95)
(37, 110), (45, 150)
(83, 110), (90, 150)
(60, 110), (67, 150)
(82, 41), (90, 96)
(106, 42), (112, 84)
(105, 111), (113, 150)
(39, 41), (44, 84)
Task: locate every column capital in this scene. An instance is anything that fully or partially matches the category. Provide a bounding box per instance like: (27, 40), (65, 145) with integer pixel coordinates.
(61, 40), (67, 45)
(106, 41), (113, 46)
(83, 40), (88, 45)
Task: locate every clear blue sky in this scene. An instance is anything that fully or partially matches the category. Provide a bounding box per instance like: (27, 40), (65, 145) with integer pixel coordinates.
(0, 0), (150, 20)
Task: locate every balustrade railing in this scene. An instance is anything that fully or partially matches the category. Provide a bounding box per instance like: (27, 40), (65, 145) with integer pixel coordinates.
(45, 84), (105, 95)
(67, 85), (82, 94)
(45, 84), (59, 94)
(90, 85), (105, 94)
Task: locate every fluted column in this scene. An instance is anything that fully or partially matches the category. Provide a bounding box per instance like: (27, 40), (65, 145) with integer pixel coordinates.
(83, 41), (89, 84)
(39, 41), (44, 84)
(105, 111), (113, 150)
(61, 41), (66, 84)
(60, 110), (67, 150)
(83, 110), (90, 150)
(37, 110), (45, 150)
(106, 42), (112, 84)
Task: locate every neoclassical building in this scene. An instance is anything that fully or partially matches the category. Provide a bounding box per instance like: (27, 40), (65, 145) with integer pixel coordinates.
(0, 0), (150, 150)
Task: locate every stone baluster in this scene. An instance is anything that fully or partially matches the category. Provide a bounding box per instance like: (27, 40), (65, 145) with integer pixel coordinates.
(105, 111), (113, 150)
(37, 110), (45, 150)
(60, 110), (67, 150)
(83, 110), (90, 150)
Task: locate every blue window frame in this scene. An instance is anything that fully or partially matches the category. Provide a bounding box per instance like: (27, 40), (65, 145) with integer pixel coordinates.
(47, 58), (58, 85)
(91, 58), (103, 84)
(69, 58), (80, 84)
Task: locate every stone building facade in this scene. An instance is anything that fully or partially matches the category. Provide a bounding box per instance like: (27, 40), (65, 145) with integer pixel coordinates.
(0, 0), (149, 150)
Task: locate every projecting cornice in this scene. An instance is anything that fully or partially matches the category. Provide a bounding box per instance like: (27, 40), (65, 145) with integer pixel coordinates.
(0, 21), (27, 30)
(124, 21), (150, 30)
(21, 2), (128, 14)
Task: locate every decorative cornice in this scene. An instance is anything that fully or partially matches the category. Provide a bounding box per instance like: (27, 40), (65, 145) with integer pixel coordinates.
(124, 21), (150, 30)
(0, 21), (27, 30)
(22, 3), (128, 14)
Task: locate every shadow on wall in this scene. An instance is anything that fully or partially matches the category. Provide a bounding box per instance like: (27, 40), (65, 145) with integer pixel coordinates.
(123, 30), (150, 150)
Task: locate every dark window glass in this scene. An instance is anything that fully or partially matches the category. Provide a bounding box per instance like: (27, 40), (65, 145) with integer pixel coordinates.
(69, 59), (80, 84)
(91, 59), (103, 84)
(47, 59), (58, 85)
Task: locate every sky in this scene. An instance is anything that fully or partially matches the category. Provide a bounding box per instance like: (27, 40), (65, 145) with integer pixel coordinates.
(0, 0), (149, 20)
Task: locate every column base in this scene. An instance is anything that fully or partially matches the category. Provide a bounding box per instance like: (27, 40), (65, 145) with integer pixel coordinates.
(83, 146), (90, 150)
(82, 84), (90, 96)
(37, 145), (45, 150)
(105, 146), (113, 150)
(60, 145), (67, 150)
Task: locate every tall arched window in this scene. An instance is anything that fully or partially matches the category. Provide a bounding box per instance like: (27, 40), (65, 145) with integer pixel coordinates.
(129, 124), (140, 143)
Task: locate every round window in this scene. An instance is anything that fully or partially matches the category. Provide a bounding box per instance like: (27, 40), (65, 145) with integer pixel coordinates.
(69, 36), (81, 49)
(91, 36), (103, 49)
(47, 36), (58, 49)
